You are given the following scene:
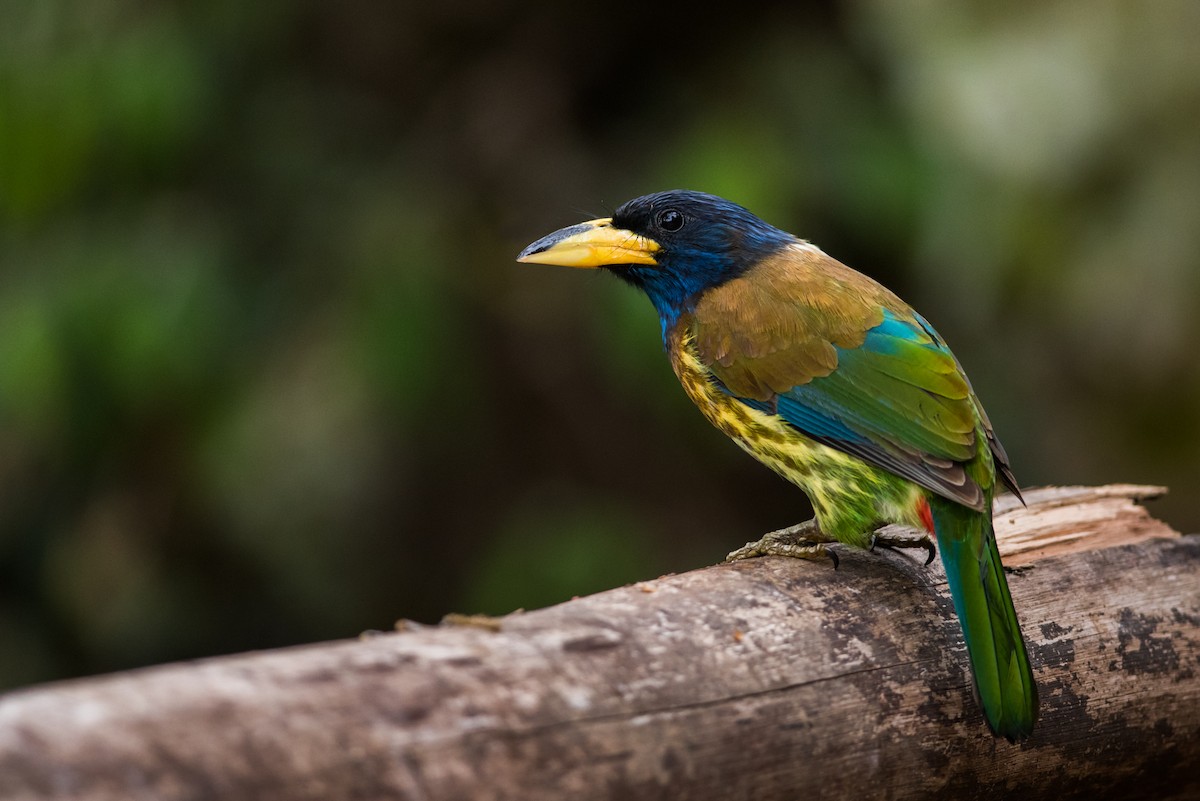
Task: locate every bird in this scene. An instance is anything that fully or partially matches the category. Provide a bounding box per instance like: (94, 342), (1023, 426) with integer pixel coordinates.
(517, 189), (1038, 740)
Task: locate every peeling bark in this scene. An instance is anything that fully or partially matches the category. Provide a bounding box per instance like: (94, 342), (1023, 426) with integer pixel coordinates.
(0, 485), (1196, 801)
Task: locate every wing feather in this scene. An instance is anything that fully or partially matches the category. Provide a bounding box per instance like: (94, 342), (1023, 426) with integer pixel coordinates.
(689, 245), (1010, 510)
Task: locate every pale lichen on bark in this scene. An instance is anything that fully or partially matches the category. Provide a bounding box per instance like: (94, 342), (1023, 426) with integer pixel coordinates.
(0, 485), (1195, 801)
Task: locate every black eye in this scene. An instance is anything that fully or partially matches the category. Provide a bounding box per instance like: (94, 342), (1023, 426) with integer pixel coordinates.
(656, 209), (685, 232)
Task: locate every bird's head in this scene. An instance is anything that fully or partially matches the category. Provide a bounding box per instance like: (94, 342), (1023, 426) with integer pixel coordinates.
(518, 190), (795, 326)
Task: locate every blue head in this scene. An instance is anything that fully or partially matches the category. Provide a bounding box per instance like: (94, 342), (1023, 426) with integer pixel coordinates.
(518, 190), (795, 332)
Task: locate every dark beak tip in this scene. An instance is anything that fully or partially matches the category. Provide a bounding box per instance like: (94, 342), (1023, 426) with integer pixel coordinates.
(516, 242), (544, 260)
(516, 221), (597, 262)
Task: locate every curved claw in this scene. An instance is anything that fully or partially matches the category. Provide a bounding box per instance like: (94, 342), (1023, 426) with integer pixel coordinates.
(870, 530), (937, 567)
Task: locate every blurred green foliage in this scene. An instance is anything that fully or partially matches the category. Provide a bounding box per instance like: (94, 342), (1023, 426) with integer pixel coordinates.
(1, 1), (1198, 690)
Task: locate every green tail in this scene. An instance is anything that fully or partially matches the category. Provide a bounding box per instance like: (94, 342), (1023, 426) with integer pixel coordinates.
(929, 493), (1038, 740)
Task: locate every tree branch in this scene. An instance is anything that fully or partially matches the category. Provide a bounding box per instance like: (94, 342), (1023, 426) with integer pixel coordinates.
(1, 485), (1196, 801)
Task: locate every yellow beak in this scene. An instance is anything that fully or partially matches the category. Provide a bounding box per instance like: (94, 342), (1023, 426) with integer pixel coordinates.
(516, 217), (660, 268)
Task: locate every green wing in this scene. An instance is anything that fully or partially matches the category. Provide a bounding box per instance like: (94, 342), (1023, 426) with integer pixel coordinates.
(688, 246), (1010, 509)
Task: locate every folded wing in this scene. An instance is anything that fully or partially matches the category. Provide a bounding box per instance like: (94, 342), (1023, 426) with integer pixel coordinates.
(687, 245), (1011, 510)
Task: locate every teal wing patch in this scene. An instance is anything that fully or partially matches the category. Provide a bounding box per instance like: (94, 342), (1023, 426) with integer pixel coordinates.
(691, 249), (991, 509)
(769, 311), (985, 509)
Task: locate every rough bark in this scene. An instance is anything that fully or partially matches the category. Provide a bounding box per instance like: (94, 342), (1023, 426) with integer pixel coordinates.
(0, 485), (1196, 801)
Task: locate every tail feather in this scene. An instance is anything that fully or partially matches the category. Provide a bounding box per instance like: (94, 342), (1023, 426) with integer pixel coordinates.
(928, 493), (1038, 739)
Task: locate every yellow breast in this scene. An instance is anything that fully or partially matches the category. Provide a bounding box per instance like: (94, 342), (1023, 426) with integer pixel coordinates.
(668, 325), (831, 486)
(665, 322), (918, 542)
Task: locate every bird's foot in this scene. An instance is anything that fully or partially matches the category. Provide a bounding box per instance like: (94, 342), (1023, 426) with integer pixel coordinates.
(870, 526), (937, 566)
(725, 519), (840, 569)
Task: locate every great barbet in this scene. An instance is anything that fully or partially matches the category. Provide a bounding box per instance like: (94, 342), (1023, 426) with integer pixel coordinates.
(518, 190), (1037, 739)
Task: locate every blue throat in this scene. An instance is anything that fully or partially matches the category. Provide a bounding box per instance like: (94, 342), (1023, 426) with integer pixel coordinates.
(623, 250), (731, 336)
(617, 231), (793, 341)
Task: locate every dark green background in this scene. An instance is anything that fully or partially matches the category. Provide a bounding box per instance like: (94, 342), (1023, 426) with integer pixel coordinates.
(2, 1), (1198, 690)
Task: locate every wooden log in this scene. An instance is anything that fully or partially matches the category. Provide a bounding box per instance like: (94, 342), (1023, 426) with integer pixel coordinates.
(0, 485), (1196, 801)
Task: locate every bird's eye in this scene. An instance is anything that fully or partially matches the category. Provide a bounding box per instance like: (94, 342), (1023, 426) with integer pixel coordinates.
(656, 209), (685, 232)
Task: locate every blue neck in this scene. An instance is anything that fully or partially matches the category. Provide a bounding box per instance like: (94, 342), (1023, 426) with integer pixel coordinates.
(618, 235), (794, 342)
(624, 260), (719, 340)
